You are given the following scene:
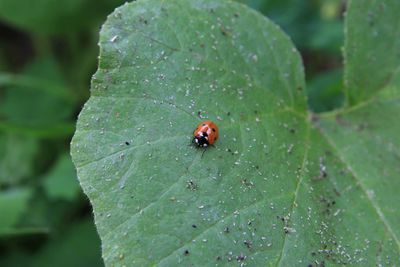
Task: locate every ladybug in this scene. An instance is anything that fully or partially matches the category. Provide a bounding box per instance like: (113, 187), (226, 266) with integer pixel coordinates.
(192, 120), (219, 147)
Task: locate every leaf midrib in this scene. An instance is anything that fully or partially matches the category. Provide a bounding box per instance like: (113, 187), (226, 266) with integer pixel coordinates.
(276, 120), (311, 266)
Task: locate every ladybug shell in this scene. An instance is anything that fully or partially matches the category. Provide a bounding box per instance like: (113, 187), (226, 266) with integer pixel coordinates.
(193, 120), (219, 147)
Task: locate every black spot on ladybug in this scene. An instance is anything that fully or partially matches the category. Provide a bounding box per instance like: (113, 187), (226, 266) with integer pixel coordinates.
(212, 128), (216, 132)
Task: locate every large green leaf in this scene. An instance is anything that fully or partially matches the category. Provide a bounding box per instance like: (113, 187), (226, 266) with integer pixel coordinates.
(71, 0), (400, 265)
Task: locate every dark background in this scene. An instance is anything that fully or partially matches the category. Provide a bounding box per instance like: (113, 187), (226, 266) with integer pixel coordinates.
(0, 0), (344, 266)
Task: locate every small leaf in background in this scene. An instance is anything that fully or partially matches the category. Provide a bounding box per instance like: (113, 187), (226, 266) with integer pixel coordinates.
(43, 154), (80, 201)
(307, 69), (344, 112)
(30, 220), (104, 267)
(0, 188), (32, 234)
(0, 0), (126, 34)
(0, 134), (39, 186)
(0, 57), (74, 127)
(236, 0), (344, 54)
(0, 219), (103, 267)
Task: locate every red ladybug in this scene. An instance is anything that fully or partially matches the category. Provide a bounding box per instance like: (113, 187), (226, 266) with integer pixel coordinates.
(192, 120), (219, 147)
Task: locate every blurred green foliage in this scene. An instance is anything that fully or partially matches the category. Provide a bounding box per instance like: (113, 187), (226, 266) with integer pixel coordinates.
(0, 0), (344, 265)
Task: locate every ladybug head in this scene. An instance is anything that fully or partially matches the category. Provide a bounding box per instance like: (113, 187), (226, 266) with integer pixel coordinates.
(192, 135), (209, 147)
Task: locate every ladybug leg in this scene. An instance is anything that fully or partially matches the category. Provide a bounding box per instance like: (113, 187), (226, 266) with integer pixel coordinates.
(201, 148), (207, 158)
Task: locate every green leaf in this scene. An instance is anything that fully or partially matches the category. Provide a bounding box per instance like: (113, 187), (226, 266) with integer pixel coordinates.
(344, 0), (400, 105)
(30, 220), (103, 267)
(43, 154), (80, 201)
(71, 0), (400, 265)
(0, 134), (39, 186)
(0, 188), (32, 234)
(307, 69), (344, 112)
(0, 57), (74, 126)
(0, 0), (125, 34)
(236, 0), (344, 54)
(0, 58), (76, 138)
(0, 219), (103, 267)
